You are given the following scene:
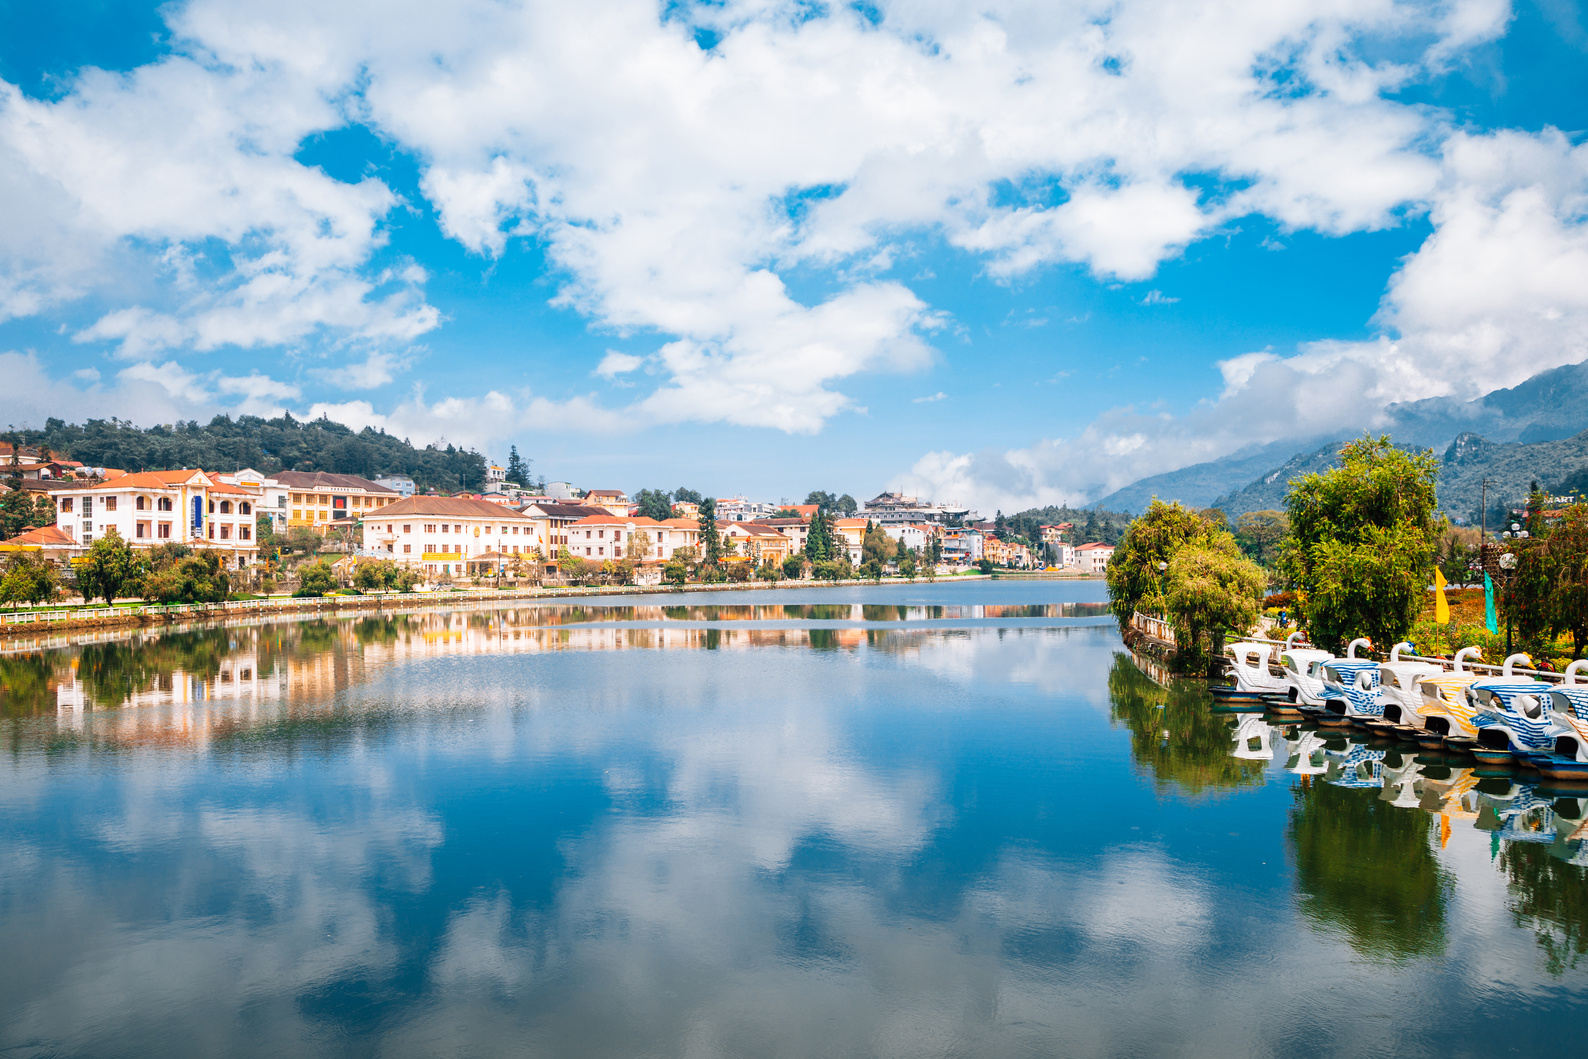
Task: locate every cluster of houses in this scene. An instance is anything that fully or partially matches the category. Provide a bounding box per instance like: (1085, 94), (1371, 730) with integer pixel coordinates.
(0, 443), (1119, 583)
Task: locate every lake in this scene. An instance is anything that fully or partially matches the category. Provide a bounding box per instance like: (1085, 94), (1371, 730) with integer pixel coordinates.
(2, 580), (1585, 1057)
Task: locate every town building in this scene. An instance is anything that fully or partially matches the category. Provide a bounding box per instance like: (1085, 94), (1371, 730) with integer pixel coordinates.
(485, 464), (507, 490)
(543, 481), (580, 500)
(1040, 523), (1073, 545)
(375, 475), (416, 498)
(752, 517), (810, 554)
(719, 521), (791, 566)
(52, 470), (262, 566)
(519, 501), (617, 556)
(1075, 542), (1116, 574)
(861, 491), (974, 527)
(880, 523), (935, 554)
(672, 500), (700, 518)
(583, 490), (633, 516)
(273, 471), (400, 532)
(0, 524), (82, 563)
(832, 518), (867, 565)
(937, 529), (984, 566)
(360, 495), (536, 580)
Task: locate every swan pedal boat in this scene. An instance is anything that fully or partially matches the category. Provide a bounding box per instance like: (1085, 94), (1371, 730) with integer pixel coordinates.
(1468, 654), (1557, 767)
(1318, 639), (1377, 728)
(1534, 663), (1588, 781)
(1375, 642), (1448, 741)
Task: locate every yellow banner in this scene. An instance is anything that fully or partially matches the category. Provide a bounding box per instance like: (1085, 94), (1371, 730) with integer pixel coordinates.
(1434, 568), (1450, 625)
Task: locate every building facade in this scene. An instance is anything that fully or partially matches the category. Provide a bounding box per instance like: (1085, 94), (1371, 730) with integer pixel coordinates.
(53, 470), (262, 566)
(1075, 542), (1116, 573)
(274, 471), (400, 531)
(360, 495), (536, 580)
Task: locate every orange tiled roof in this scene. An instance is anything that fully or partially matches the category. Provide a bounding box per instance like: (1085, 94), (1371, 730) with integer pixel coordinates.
(0, 525), (76, 547)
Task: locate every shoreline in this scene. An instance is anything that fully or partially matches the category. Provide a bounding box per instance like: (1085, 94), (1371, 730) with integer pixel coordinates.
(0, 572), (1103, 646)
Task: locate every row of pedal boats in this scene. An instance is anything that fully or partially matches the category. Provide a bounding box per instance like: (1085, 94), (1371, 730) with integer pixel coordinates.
(1210, 634), (1588, 780)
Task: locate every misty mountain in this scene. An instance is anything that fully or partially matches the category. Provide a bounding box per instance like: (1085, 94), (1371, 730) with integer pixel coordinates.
(1209, 429), (1588, 523)
(1097, 358), (1588, 515)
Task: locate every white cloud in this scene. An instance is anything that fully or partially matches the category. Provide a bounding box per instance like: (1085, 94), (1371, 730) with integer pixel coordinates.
(0, 0), (1544, 443)
(1139, 289), (1179, 306)
(595, 350), (645, 378)
(913, 391), (947, 403)
(308, 388), (631, 453)
(20, 0), (1494, 434)
(896, 125), (1588, 512)
(312, 348), (407, 389)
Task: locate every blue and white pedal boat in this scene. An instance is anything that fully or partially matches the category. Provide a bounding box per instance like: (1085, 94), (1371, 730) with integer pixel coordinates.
(1469, 653), (1556, 767)
(1318, 638), (1378, 728)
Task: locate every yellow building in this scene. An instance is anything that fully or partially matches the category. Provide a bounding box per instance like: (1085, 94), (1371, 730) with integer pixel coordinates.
(275, 471), (400, 530)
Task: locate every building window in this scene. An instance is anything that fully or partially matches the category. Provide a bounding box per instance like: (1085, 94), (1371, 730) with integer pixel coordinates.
(403, 525), (411, 533)
(104, 496), (117, 512)
(240, 502), (250, 515)
(158, 497), (173, 511)
(136, 522), (147, 538)
(208, 524), (215, 539)
(208, 500), (215, 514)
(241, 526), (251, 540)
(135, 496), (146, 511)
(403, 544), (411, 554)
(61, 498), (73, 513)
(454, 525), (462, 533)
(82, 497), (92, 517)
(220, 524), (231, 540)
(293, 510), (302, 520)
(158, 523), (171, 539)
(441, 524), (449, 533)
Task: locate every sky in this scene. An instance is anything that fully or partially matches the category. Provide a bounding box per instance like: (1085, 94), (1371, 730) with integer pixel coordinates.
(1, 0), (1586, 513)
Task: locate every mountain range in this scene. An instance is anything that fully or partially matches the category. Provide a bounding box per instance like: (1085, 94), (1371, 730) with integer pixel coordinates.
(1094, 359), (1588, 522)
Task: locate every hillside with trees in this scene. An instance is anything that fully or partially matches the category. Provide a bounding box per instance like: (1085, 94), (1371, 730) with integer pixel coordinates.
(7, 415), (487, 494)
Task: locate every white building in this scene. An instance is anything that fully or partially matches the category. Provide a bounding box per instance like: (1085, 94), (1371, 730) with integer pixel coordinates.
(861, 491), (974, 527)
(53, 470), (262, 567)
(1075, 542), (1116, 574)
(361, 495), (537, 580)
(880, 523), (935, 554)
(375, 476), (416, 498)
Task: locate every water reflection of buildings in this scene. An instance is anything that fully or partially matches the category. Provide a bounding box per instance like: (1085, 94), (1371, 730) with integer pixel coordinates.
(12, 609), (1008, 749)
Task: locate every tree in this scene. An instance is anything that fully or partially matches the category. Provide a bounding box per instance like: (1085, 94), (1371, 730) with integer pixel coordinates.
(862, 523), (895, 567)
(1163, 543), (1267, 669)
(805, 510), (834, 561)
(505, 445), (530, 485)
(805, 490), (838, 512)
(1234, 510), (1289, 567)
(353, 558), (415, 593)
(664, 559), (688, 585)
(1282, 435), (1442, 653)
(758, 558), (782, 581)
(77, 529), (142, 605)
(672, 487), (703, 504)
(0, 489), (57, 539)
(781, 554), (805, 579)
(295, 559), (337, 597)
(836, 494), (857, 516)
(0, 553), (60, 610)
(143, 550), (230, 603)
(635, 489), (673, 521)
(626, 530), (653, 562)
(697, 498), (722, 564)
(1105, 499), (1222, 629)
(898, 554), (917, 578)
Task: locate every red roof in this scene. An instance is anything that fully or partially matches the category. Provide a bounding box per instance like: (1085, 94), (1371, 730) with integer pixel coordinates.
(1075, 542), (1114, 551)
(1, 525), (76, 548)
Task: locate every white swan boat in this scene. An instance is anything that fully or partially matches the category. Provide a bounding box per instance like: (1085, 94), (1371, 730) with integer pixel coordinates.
(1374, 642), (1446, 739)
(1316, 638), (1378, 727)
(1469, 653), (1557, 766)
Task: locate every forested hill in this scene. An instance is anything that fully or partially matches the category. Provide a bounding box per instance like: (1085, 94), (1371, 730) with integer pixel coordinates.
(1007, 504), (1133, 545)
(11, 415), (488, 494)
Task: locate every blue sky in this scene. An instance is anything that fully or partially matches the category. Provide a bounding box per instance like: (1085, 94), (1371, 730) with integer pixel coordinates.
(1, 0), (1586, 512)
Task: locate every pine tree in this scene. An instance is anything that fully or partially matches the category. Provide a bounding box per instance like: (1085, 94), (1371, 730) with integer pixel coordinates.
(506, 446), (529, 485)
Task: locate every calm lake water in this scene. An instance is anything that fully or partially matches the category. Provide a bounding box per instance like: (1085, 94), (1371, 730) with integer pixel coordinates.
(2, 580), (1585, 1057)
